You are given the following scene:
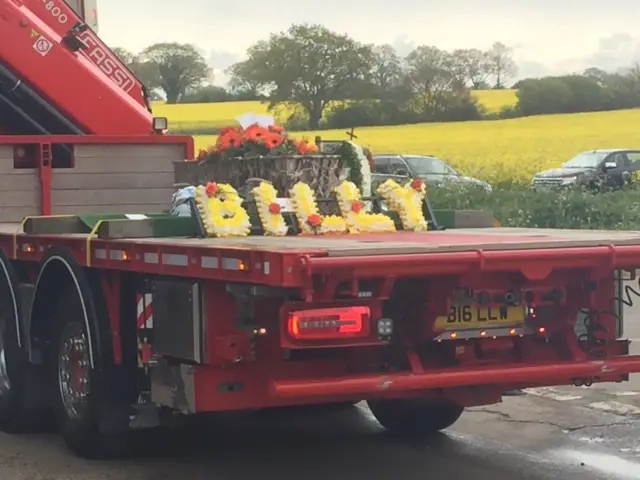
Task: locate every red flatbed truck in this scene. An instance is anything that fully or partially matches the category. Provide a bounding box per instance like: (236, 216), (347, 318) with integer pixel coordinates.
(2, 183), (640, 458)
(2, 0), (640, 462)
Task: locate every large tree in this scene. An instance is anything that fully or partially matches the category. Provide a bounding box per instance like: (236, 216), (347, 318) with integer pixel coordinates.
(111, 47), (161, 92)
(140, 43), (211, 103)
(370, 44), (403, 98)
(486, 42), (518, 89)
(111, 47), (136, 66)
(453, 48), (491, 89)
(404, 46), (459, 116)
(225, 60), (263, 98)
(228, 24), (375, 129)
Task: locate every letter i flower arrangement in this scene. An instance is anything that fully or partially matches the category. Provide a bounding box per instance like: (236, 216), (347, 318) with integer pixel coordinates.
(251, 182), (288, 236)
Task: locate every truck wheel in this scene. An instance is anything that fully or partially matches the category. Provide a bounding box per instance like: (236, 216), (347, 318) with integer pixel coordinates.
(49, 288), (130, 459)
(0, 259), (49, 433)
(367, 399), (463, 436)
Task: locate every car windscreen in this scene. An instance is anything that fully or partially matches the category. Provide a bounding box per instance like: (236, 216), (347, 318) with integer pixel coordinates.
(561, 152), (608, 168)
(404, 156), (456, 175)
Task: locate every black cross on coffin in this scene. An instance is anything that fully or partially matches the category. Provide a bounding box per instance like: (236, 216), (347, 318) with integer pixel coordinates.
(345, 128), (358, 140)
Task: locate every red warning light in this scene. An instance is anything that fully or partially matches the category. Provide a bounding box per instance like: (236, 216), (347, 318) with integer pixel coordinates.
(287, 306), (370, 340)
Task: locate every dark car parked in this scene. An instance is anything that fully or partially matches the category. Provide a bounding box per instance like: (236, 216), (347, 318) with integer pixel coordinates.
(371, 154), (492, 192)
(531, 149), (640, 189)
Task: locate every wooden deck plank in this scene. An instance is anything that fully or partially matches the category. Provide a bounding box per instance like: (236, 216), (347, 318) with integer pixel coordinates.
(117, 228), (640, 256)
(6, 226), (640, 257)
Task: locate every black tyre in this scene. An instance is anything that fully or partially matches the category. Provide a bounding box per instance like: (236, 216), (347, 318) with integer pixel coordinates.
(0, 257), (50, 433)
(49, 287), (132, 459)
(367, 398), (463, 436)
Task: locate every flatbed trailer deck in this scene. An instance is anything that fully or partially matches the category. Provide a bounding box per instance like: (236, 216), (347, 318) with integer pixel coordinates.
(9, 223), (640, 259)
(6, 224), (640, 284)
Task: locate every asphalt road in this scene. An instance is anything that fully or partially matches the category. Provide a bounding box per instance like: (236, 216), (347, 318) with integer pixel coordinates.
(1, 283), (639, 479)
(0, 392), (639, 480)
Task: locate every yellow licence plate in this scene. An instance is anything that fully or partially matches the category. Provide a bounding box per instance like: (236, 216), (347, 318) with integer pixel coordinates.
(434, 305), (525, 330)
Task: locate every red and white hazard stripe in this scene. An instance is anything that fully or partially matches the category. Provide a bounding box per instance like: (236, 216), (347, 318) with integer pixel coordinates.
(136, 293), (153, 329)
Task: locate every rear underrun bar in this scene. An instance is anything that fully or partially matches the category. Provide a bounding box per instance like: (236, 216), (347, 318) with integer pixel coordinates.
(271, 355), (640, 398)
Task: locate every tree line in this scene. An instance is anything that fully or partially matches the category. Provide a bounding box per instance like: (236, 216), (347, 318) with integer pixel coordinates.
(512, 67), (640, 117)
(113, 24), (640, 131)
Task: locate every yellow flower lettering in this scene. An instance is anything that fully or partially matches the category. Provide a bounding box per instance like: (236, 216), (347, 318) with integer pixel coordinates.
(334, 181), (396, 233)
(251, 182), (288, 236)
(289, 182), (346, 235)
(376, 179), (428, 232)
(194, 182), (251, 237)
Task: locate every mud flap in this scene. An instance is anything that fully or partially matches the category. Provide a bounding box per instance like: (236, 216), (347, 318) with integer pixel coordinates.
(95, 366), (134, 434)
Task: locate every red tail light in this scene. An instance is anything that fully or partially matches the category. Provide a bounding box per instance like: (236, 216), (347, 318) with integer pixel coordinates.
(287, 306), (370, 340)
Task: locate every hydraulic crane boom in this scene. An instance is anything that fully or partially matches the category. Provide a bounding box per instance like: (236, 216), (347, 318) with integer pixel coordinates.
(20, 0), (150, 112)
(0, 0), (154, 135)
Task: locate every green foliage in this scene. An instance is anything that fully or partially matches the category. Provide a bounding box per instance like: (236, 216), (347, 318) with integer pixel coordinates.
(140, 43), (211, 103)
(516, 72), (640, 117)
(181, 85), (232, 104)
(333, 142), (364, 188)
(226, 25), (496, 129)
(111, 47), (161, 91)
(228, 24), (375, 130)
(429, 183), (640, 229)
(116, 31), (640, 132)
(323, 93), (482, 129)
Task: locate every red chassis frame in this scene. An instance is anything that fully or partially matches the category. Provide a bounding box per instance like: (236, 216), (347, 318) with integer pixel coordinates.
(4, 224), (640, 410)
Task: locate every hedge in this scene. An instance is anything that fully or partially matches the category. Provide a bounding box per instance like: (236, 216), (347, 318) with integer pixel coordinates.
(428, 184), (640, 230)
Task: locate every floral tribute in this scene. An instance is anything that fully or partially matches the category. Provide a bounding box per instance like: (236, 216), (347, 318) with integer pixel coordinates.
(194, 182), (251, 237)
(377, 178), (428, 232)
(191, 179), (430, 238)
(289, 183), (347, 235)
(251, 182), (288, 236)
(334, 181), (396, 234)
(196, 124), (319, 161)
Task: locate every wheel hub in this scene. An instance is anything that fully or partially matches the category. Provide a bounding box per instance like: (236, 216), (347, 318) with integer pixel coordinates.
(58, 323), (90, 420)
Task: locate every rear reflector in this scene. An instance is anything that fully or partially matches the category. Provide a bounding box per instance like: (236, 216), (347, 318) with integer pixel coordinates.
(287, 306), (370, 340)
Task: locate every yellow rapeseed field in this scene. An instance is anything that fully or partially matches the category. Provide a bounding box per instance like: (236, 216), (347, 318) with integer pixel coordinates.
(474, 89), (517, 113)
(153, 90), (517, 132)
(192, 109), (640, 185)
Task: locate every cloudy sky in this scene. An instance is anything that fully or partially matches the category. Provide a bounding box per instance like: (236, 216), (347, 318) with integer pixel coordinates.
(97, 0), (640, 85)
